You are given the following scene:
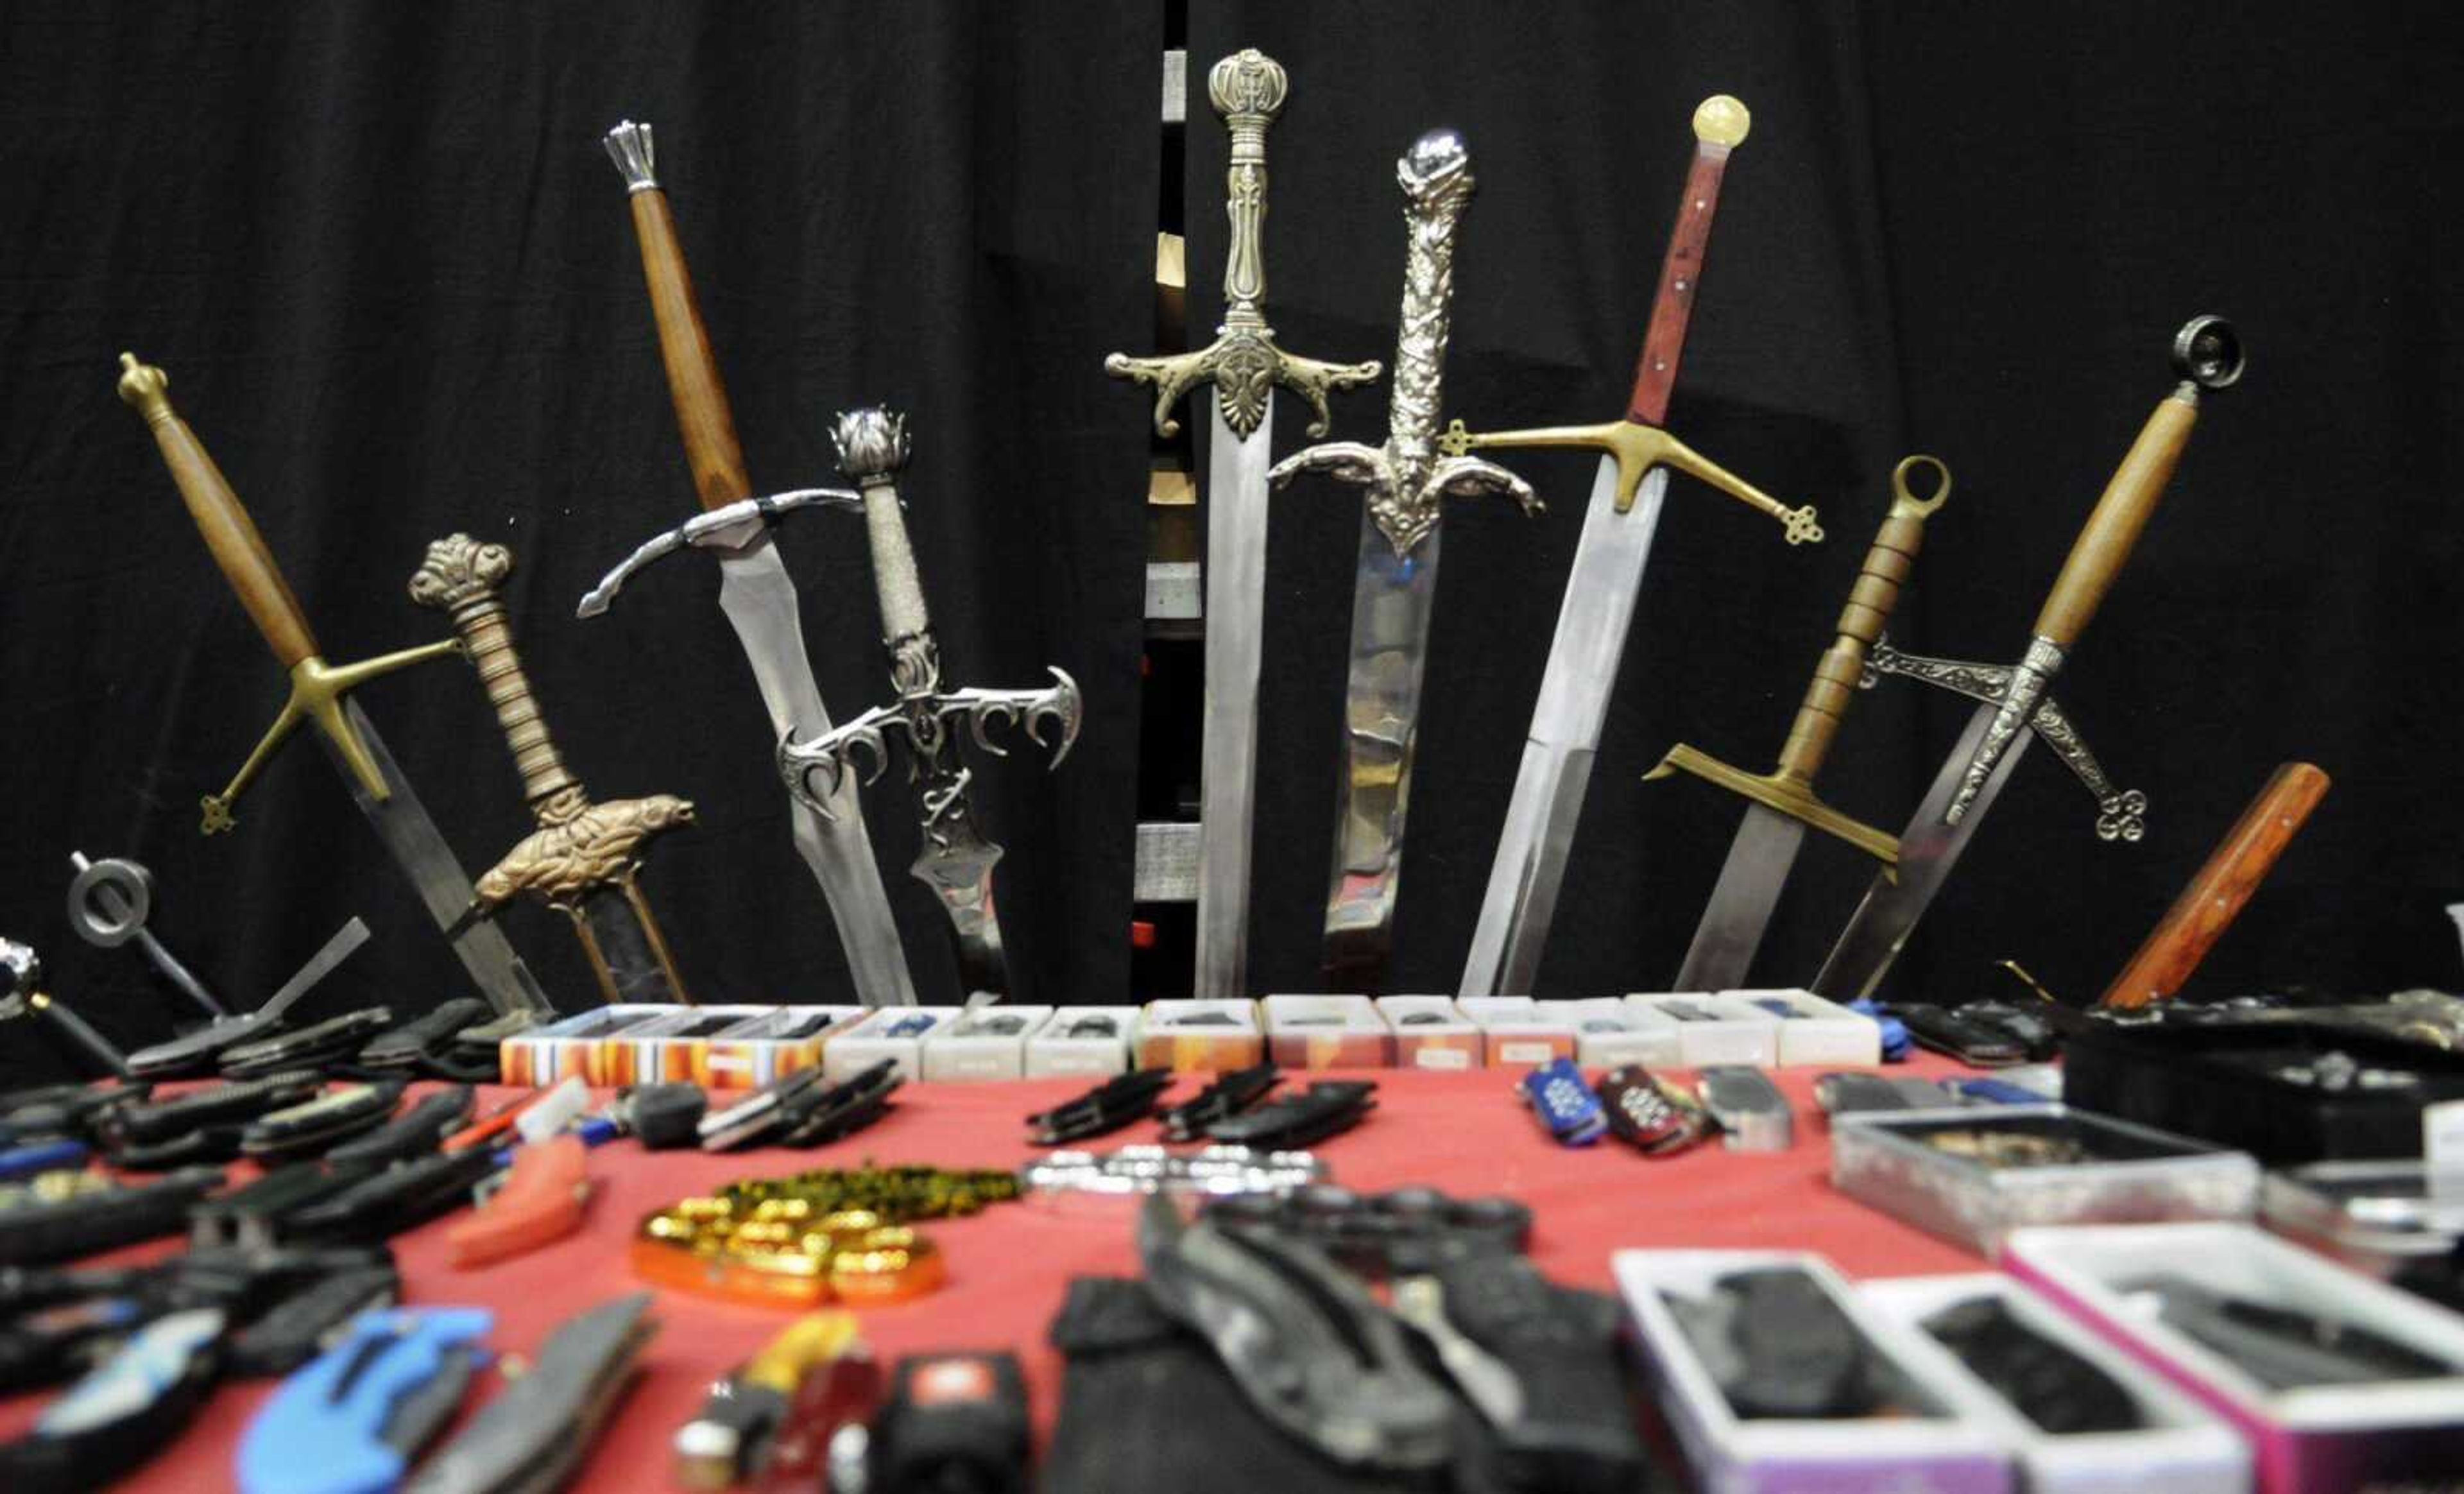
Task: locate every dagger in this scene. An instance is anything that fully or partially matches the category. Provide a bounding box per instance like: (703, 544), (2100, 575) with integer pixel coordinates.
(1105, 47), (1382, 1001)
(1650, 454), (1950, 992)
(410, 533), (697, 1006)
(586, 119), (917, 1008)
(1449, 96), (1822, 999)
(1811, 316), (2246, 1000)
(1269, 128), (1540, 992)
(116, 356), (556, 1023)
(775, 408), (1081, 1000)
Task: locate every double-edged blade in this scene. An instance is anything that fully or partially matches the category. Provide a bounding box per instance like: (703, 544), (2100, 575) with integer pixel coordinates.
(1194, 395), (1276, 999)
(1672, 804), (1808, 992)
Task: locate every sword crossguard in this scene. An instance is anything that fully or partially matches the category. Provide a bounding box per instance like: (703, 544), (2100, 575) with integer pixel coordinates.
(202, 639), (465, 833)
(1646, 743), (1901, 870)
(1106, 334), (1381, 442)
(1440, 416), (1820, 539)
(778, 668), (1082, 820)
(575, 488), (866, 618)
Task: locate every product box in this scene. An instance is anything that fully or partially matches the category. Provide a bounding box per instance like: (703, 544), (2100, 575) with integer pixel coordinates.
(1262, 994), (1394, 1070)
(921, 1004), (1054, 1082)
(1562, 997), (1682, 1069)
(497, 1004), (673, 1086)
(1612, 1248), (2013, 1492)
(2005, 1222), (2464, 1494)
(1715, 988), (1880, 1067)
(1456, 997), (1577, 1069)
(698, 1006), (865, 1090)
(1624, 992), (1779, 1068)
(1025, 1006), (1141, 1078)
(603, 1005), (776, 1086)
(1134, 1000), (1263, 1072)
(823, 1006), (959, 1082)
(1860, 1273), (2250, 1494)
(1374, 995), (1485, 1071)
(2260, 1159), (2464, 1280)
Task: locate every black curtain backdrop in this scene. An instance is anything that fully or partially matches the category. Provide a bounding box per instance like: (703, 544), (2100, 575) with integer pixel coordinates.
(0, 1), (1158, 1088)
(3, 3), (2458, 1089)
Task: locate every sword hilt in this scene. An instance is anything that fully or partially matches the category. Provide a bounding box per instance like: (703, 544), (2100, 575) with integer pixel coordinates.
(1442, 417), (1820, 538)
(410, 533), (585, 818)
(119, 355), (461, 829)
(831, 408), (939, 685)
(607, 120), (757, 512)
(1774, 455), (1947, 784)
(1647, 746), (1901, 866)
(1628, 96), (1749, 426)
(1104, 50), (1380, 440)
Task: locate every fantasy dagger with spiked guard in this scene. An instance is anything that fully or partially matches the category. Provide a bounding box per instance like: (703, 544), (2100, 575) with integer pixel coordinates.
(1105, 47), (1381, 1002)
(775, 408), (1081, 999)
(1450, 96), (1823, 998)
(1648, 455), (1949, 992)
(1812, 316), (2245, 1000)
(116, 356), (555, 1026)
(585, 119), (916, 1007)
(1267, 128), (1542, 992)
(412, 533), (696, 1006)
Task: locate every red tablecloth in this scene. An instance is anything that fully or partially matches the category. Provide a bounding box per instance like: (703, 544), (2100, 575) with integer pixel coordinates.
(6, 1058), (1996, 1490)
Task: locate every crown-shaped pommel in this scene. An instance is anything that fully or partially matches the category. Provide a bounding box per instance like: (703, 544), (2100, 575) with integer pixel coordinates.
(116, 353), (175, 425)
(604, 119), (658, 193)
(832, 407), (912, 485)
(1209, 49), (1288, 128)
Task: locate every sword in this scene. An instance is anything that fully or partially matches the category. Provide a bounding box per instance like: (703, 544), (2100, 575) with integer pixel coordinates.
(1105, 47), (1381, 1001)
(587, 119), (916, 1008)
(1268, 129), (1541, 992)
(1811, 316), (2246, 999)
(411, 533), (697, 1006)
(1448, 98), (1822, 998)
(776, 409), (1082, 999)
(1649, 454), (1951, 991)
(1, 938), (132, 1079)
(116, 356), (556, 1022)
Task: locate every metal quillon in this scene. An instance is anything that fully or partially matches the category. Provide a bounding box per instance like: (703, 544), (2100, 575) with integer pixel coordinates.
(585, 119), (916, 1008)
(776, 408), (1082, 1000)
(1452, 96), (1822, 999)
(1269, 129), (1541, 990)
(116, 356), (556, 1024)
(1104, 47), (1381, 1002)
(1649, 456), (1951, 992)
(1813, 317), (2245, 1000)
(410, 534), (696, 1006)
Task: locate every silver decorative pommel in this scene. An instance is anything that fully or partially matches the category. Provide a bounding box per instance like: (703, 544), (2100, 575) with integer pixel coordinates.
(1399, 128), (1473, 209)
(1209, 49), (1288, 128)
(604, 119), (658, 194)
(1, 937), (37, 999)
(832, 407), (912, 487)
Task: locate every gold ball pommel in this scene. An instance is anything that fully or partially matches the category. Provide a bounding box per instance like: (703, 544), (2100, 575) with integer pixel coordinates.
(1693, 95), (1751, 148)
(830, 406), (912, 485)
(116, 353), (175, 424)
(1209, 49), (1288, 125)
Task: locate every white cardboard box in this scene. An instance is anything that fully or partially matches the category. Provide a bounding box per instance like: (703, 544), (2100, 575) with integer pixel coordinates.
(1861, 1273), (2250, 1494)
(1613, 1248), (2014, 1493)
(921, 1004), (1054, 1082)
(824, 1007), (959, 1082)
(1025, 1006), (1140, 1078)
(1457, 997), (1577, 1068)
(701, 1004), (865, 1088)
(1624, 992), (1779, 1067)
(1562, 996), (1682, 1068)
(1261, 993), (1394, 1069)
(1136, 999), (1263, 1071)
(1715, 988), (1879, 1066)
(1374, 995), (1485, 1070)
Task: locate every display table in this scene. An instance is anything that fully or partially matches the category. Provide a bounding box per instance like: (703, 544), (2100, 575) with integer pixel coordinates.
(5, 1057), (1996, 1490)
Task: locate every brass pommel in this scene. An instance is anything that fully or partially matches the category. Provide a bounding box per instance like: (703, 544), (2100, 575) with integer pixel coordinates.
(830, 406), (912, 486)
(1692, 95), (1751, 148)
(1208, 48), (1288, 127)
(116, 354), (175, 426)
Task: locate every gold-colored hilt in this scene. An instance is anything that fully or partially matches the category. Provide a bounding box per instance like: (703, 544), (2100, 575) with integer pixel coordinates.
(409, 534), (583, 818)
(201, 640), (463, 833)
(1648, 743), (1901, 868)
(1438, 416), (1822, 538)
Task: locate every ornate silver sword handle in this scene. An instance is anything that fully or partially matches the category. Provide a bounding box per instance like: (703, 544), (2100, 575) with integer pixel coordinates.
(778, 671), (1082, 819)
(1105, 49), (1380, 440)
(576, 488), (865, 618)
(1269, 130), (1537, 556)
(830, 406), (938, 689)
(1862, 638), (2146, 840)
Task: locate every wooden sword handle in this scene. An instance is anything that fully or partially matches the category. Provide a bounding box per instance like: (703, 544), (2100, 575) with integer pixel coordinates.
(2098, 762), (2329, 1009)
(117, 355), (320, 670)
(1774, 456), (1949, 786)
(606, 121), (754, 512)
(2032, 316), (2243, 647)
(1627, 96), (1748, 427)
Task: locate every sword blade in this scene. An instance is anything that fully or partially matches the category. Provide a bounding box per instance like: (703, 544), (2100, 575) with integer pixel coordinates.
(1193, 393), (1276, 1000)
(1460, 457), (1669, 995)
(1672, 804), (1808, 992)
(712, 536), (918, 1006)
(910, 804), (1007, 997)
(570, 884), (684, 1004)
(1811, 705), (2034, 999)
(1323, 510), (1447, 988)
(318, 703), (552, 1018)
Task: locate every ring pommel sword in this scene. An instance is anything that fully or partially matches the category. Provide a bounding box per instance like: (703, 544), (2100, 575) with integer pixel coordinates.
(1648, 455), (1950, 990)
